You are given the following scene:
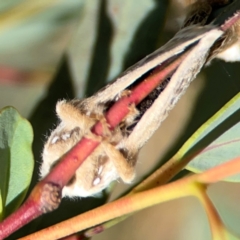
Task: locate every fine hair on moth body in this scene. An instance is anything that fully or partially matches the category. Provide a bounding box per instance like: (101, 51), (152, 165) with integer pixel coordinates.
(41, 99), (138, 197)
(40, 0), (240, 198)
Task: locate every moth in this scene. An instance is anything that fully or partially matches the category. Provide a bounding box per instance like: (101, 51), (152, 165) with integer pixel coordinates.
(40, 0), (240, 197)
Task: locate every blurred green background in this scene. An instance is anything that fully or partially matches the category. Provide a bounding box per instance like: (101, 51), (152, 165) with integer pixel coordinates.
(0, 0), (240, 239)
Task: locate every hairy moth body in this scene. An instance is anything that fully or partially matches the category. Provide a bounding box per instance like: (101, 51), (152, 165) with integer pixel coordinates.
(40, 0), (240, 197)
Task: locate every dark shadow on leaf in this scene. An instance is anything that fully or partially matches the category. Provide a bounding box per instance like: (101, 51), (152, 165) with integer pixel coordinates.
(123, 0), (169, 69)
(85, 0), (113, 96)
(185, 107), (240, 158)
(0, 147), (10, 220)
(174, 107), (240, 180)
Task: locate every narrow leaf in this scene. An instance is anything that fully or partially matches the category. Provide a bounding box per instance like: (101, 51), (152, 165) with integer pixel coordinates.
(175, 93), (240, 181)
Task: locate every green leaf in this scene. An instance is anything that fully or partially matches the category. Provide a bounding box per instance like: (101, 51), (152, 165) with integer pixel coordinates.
(223, 230), (240, 240)
(0, 190), (2, 218)
(176, 93), (240, 181)
(0, 107), (34, 220)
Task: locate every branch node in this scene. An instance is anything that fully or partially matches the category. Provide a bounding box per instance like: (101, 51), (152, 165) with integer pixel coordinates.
(40, 182), (62, 213)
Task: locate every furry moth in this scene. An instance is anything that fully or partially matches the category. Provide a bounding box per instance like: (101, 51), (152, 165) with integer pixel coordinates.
(40, 0), (240, 197)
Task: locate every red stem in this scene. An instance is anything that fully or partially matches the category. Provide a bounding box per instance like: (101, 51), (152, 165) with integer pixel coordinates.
(0, 48), (189, 240)
(0, 198), (41, 239)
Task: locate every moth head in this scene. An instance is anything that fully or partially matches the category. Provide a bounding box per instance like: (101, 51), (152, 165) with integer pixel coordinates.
(214, 18), (240, 62)
(183, 0), (240, 62)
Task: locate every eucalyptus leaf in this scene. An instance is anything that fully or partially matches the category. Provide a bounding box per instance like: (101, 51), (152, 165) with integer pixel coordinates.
(0, 107), (34, 219)
(177, 93), (240, 181)
(0, 0), (85, 69)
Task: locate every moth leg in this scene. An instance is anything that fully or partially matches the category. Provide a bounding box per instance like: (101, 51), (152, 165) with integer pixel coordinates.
(101, 141), (136, 183)
(56, 100), (95, 129)
(183, 0), (229, 28)
(183, 1), (212, 27)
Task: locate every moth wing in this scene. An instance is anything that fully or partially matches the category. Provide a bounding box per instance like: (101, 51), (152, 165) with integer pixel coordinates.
(124, 28), (223, 151)
(88, 26), (216, 105)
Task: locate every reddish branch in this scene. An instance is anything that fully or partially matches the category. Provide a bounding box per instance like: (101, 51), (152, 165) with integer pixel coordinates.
(0, 48), (189, 239)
